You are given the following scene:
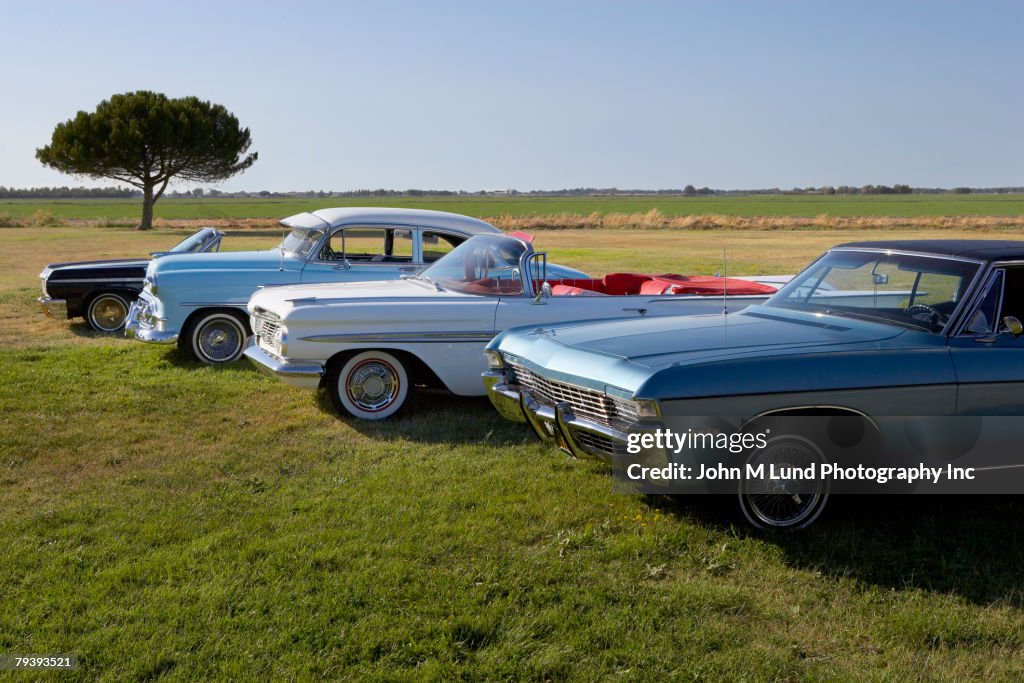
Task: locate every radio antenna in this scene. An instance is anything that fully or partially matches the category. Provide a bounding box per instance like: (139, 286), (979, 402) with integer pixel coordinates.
(722, 247), (728, 315)
(279, 228), (286, 271)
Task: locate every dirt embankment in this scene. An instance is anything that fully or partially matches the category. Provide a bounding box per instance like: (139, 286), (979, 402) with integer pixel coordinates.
(10, 208), (1024, 232)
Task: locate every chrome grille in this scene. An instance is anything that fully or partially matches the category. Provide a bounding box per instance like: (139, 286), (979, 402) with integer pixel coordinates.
(252, 314), (282, 355)
(505, 360), (638, 430)
(252, 315), (280, 340)
(574, 431), (627, 458)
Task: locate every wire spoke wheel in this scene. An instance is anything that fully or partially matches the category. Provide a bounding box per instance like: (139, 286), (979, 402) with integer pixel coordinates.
(740, 435), (830, 530)
(189, 312), (247, 364)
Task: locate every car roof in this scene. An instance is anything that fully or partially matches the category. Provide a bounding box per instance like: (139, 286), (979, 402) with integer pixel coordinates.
(280, 207), (500, 236)
(835, 239), (1024, 261)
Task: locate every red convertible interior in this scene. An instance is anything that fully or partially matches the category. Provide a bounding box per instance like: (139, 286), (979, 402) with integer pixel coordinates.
(453, 273), (779, 297)
(546, 273), (778, 297)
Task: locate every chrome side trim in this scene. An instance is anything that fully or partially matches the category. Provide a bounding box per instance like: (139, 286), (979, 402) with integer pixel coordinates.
(45, 277), (145, 284)
(179, 301), (248, 307)
(744, 405), (882, 435)
(300, 331), (495, 343)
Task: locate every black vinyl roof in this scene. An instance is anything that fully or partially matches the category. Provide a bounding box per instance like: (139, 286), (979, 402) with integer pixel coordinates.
(835, 239), (1024, 260)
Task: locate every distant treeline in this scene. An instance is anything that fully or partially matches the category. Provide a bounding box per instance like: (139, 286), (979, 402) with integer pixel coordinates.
(0, 186), (141, 198)
(4, 185), (1023, 200)
(152, 185), (1024, 198)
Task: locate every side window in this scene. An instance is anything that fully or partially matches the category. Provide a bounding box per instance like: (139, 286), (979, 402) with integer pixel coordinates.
(319, 227), (413, 263)
(962, 267), (1024, 335)
(422, 231), (464, 263)
(998, 268), (1024, 330)
(387, 229), (414, 262)
(964, 270), (1003, 334)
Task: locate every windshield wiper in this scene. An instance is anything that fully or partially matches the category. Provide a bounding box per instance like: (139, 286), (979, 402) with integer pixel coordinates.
(421, 274), (443, 291)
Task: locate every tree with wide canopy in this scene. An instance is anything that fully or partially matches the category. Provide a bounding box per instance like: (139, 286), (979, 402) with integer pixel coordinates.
(37, 91), (257, 229)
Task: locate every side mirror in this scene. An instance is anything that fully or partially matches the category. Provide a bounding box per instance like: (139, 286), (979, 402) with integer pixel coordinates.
(533, 281), (552, 304)
(1003, 316), (1023, 337)
(872, 273), (889, 286)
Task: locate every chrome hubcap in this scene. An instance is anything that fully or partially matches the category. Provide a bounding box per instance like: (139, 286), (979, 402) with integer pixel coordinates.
(92, 297), (127, 331)
(346, 361), (399, 411)
(197, 321), (241, 362)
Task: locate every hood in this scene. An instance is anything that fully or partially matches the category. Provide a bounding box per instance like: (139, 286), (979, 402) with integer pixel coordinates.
(532, 305), (907, 369)
(248, 278), (479, 316)
(43, 257), (147, 273)
(150, 249), (297, 273)
(491, 304), (946, 397)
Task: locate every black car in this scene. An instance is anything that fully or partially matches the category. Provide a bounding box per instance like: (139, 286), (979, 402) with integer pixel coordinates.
(38, 227), (224, 333)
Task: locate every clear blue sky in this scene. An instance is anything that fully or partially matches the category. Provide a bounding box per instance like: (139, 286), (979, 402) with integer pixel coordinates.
(2, 0), (1021, 191)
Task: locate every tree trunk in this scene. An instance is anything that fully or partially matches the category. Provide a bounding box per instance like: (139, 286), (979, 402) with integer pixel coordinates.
(139, 183), (154, 230)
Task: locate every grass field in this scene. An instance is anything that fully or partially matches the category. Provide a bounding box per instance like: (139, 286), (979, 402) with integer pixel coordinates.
(4, 193), (1024, 224)
(3, 224), (1024, 679)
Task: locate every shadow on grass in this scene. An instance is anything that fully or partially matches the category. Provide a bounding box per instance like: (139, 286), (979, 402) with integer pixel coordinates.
(158, 346), (269, 373)
(66, 320), (122, 339)
(313, 387), (536, 447)
(650, 494), (1024, 606)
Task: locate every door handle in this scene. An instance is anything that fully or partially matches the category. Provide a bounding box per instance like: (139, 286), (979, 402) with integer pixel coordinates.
(398, 267), (417, 272)
(623, 307), (648, 316)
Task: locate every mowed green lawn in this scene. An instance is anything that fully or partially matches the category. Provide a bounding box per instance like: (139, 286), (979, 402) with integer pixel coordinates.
(4, 192), (1024, 222)
(2, 225), (1024, 680)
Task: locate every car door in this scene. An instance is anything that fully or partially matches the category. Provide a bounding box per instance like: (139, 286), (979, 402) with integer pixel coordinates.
(949, 265), (1024, 415)
(299, 226), (418, 283)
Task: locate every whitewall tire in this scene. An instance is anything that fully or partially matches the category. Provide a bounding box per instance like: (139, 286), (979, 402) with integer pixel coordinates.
(328, 351), (410, 420)
(186, 311), (248, 364)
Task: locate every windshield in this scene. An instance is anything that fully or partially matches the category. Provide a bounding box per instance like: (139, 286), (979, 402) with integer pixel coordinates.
(279, 227), (326, 258)
(766, 249), (982, 333)
(169, 228), (220, 253)
(417, 235), (528, 296)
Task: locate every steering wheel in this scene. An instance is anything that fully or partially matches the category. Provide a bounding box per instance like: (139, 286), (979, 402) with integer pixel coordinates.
(907, 303), (945, 328)
(320, 243), (337, 261)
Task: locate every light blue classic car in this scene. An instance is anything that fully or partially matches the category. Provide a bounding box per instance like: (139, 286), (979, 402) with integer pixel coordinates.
(484, 240), (1024, 529)
(125, 207), (588, 363)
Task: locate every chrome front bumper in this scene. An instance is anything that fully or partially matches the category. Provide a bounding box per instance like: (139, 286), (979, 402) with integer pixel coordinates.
(243, 339), (324, 389)
(38, 296), (67, 320)
(483, 369), (645, 464)
(125, 298), (178, 344)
